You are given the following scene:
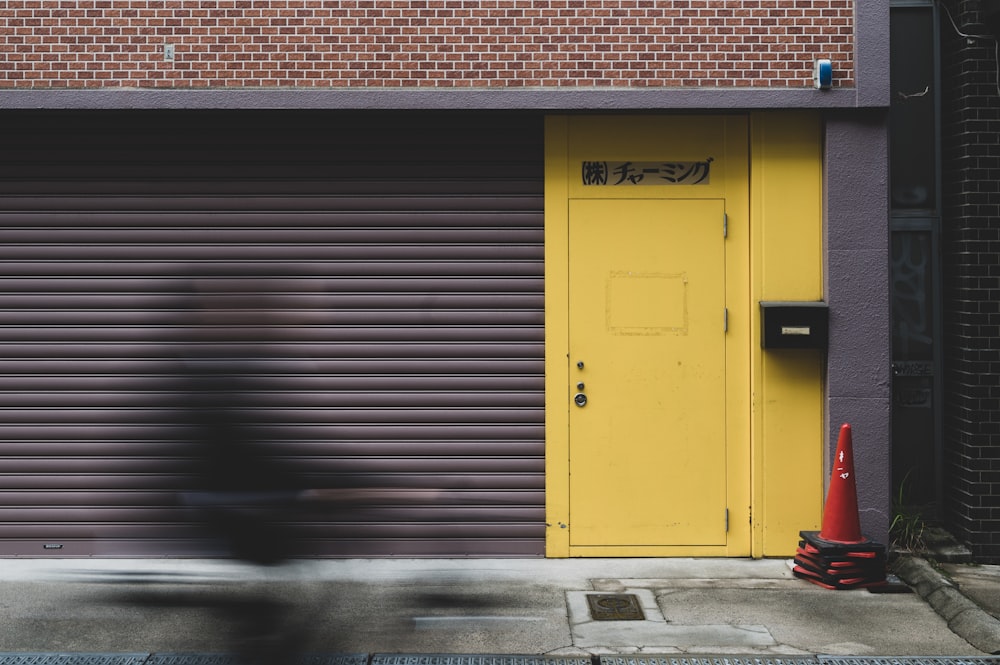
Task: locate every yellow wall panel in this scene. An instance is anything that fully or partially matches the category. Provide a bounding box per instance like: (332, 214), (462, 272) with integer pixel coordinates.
(545, 112), (823, 558)
(750, 111), (825, 556)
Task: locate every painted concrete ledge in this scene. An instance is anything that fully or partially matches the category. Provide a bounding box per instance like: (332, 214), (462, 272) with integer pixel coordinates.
(0, 87), (878, 111)
(893, 555), (1000, 655)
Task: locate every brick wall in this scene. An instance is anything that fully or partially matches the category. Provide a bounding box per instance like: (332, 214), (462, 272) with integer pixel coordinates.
(0, 0), (855, 89)
(940, 0), (1000, 564)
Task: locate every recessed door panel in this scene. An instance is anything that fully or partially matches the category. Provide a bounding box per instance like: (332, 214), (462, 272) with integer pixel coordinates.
(568, 198), (727, 547)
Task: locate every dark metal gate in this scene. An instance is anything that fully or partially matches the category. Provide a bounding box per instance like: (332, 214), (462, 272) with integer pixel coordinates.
(0, 111), (545, 557)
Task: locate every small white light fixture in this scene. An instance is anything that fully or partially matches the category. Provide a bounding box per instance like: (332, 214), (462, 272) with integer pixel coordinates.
(814, 58), (833, 90)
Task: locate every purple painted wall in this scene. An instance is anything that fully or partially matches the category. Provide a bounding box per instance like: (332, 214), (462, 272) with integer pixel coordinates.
(855, 0), (892, 108)
(824, 112), (892, 543)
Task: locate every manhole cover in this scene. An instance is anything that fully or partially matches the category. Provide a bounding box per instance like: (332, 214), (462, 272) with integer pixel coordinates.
(586, 593), (646, 621)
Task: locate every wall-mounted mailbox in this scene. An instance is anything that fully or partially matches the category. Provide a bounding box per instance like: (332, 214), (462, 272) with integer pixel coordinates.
(760, 301), (829, 350)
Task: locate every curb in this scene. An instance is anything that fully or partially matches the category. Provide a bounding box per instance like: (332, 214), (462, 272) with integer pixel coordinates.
(893, 555), (1000, 655)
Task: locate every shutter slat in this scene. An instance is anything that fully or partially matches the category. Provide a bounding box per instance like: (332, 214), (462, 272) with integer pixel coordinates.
(0, 196), (544, 212)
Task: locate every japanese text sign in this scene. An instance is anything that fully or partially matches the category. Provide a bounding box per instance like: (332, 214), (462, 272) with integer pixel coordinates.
(582, 159), (714, 186)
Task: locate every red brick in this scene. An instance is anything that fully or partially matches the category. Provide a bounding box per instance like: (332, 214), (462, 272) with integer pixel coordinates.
(0, 0), (854, 88)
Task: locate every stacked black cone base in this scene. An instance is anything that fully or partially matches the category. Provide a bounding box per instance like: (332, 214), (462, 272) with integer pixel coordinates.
(793, 530), (887, 590)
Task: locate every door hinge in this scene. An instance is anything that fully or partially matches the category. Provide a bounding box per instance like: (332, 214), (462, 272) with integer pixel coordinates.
(723, 212), (728, 238)
(724, 307), (729, 333)
(725, 508), (730, 532)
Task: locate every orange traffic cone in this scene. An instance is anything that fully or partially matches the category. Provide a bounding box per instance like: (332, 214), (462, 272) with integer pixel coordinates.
(818, 423), (865, 544)
(794, 422), (887, 590)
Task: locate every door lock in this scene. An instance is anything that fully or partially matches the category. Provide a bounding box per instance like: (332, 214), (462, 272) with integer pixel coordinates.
(574, 392), (588, 407)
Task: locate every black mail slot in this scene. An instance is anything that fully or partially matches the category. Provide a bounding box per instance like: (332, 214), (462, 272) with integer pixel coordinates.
(760, 301), (829, 349)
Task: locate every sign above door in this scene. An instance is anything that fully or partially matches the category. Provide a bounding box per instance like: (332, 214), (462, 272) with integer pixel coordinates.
(581, 159), (714, 186)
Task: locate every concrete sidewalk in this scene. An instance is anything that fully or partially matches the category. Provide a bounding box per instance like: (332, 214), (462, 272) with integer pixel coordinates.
(0, 558), (996, 658)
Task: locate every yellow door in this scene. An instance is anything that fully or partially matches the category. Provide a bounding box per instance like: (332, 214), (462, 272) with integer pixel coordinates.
(568, 198), (728, 547)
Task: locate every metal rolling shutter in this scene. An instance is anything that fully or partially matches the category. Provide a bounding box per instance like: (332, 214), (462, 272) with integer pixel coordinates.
(0, 111), (545, 557)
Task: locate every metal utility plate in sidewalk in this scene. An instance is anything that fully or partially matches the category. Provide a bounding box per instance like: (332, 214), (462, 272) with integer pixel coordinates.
(586, 594), (646, 621)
